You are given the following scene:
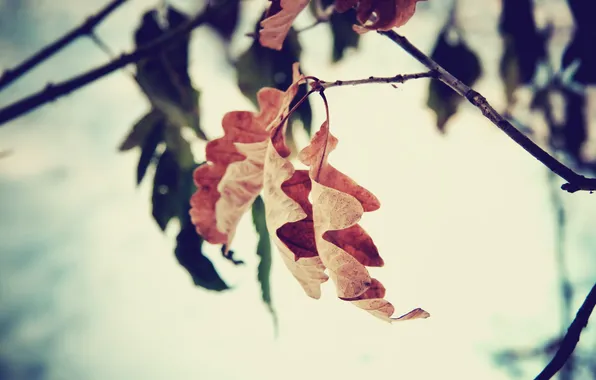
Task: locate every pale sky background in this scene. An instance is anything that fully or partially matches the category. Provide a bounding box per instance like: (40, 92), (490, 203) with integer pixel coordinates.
(0, 0), (595, 379)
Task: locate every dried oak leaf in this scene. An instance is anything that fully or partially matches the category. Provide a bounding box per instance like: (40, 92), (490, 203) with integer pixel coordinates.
(335, 0), (426, 32)
(299, 121), (429, 322)
(259, 0), (310, 50)
(262, 65), (329, 298)
(189, 88), (285, 247)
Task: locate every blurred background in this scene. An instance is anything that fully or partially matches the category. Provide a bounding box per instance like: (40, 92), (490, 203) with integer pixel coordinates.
(0, 0), (595, 379)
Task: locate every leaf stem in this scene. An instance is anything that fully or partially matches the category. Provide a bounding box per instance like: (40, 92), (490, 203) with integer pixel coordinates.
(0, 0), (129, 91)
(378, 30), (596, 193)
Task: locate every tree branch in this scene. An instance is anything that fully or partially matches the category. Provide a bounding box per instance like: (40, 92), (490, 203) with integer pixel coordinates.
(316, 71), (434, 90)
(535, 283), (596, 380)
(0, 0), (128, 91)
(0, 7), (212, 126)
(378, 30), (596, 193)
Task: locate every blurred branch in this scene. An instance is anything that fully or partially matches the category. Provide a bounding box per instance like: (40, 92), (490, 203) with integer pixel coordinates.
(0, 6), (213, 126)
(535, 283), (596, 380)
(0, 0), (128, 91)
(378, 30), (596, 194)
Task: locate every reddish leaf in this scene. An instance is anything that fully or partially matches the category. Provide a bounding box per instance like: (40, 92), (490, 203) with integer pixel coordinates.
(262, 64), (329, 298)
(335, 0), (426, 32)
(259, 0), (310, 50)
(190, 88), (285, 247)
(299, 120), (429, 322)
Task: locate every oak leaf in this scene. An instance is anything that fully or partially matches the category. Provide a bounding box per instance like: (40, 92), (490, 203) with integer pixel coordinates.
(262, 66), (329, 298)
(259, 0), (311, 50)
(335, 0), (426, 31)
(189, 89), (285, 247)
(299, 120), (429, 322)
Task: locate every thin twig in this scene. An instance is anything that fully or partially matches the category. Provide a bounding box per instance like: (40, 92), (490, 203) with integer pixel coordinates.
(0, 0), (128, 91)
(378, 30), (596, 193)
(534, 283), (596, 380)
(0, 6), (213, 126)
(296, 0), (334, 34)
(316, 71), (434, 90)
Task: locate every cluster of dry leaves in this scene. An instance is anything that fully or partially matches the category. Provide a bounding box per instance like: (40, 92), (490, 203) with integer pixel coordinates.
(189, 0), (429, 322)
(259, 0), (426, 50)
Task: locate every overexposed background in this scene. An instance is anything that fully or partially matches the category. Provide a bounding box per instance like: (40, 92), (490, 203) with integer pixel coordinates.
(1, 0), (595, 379)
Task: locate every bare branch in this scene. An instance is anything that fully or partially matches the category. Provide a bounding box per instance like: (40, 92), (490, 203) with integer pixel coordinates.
(378, 30), (596, 193)
(0, 6), (213, 127)
(315, 71), (434, 90)
(0, 0), (128, 91)
(535, 283), (596, 380)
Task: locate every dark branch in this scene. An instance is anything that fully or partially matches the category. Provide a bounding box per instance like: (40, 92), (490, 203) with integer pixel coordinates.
(378, 30), (596, 193)
(0, 7), (212, 126)
(0, 0), (128, 91)
(535, 283), (596, 380)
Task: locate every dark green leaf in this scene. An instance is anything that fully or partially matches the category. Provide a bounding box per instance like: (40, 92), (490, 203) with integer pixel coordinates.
(252, 195), (276, 320)
(235, 15), (312, 137)
(562, 2), (596, 85)
(119, 110), (163, 151)
(498, 0), (546, 102)
(204, 0), (240, 43)
(426, 28), (482, 132)
(152, 150), (180, 231)
(176, 215), (229, 291)
(136, 118), (164, 184)
(134, 6), (207, 140)
(311, 0), (360, 62)
(164, 126), (195, 170)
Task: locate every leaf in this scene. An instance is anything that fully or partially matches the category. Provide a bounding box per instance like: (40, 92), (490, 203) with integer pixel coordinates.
(176, 214), (229, 291)
(119, 110), (163, 151)
(237, 17), (312, 138)
(259, 0), (310, 50)
(562, 3), (596, 85)
(152, 150), (180, 231)
(262, 67), (329, 298)
(426, 28), (482, 132)
(134, 6), (207, 140)
(317, 0), (360, 62)
(335, 0), (426, 32)
(165, 126), (195, 169)
(136, 118), (165, 184)
(498, 0), (546, 103)
(299, 120), (429, 322)
(204, 0), (241, 43)
(252, 195), (276, 318)
(189, 88), (287, 247)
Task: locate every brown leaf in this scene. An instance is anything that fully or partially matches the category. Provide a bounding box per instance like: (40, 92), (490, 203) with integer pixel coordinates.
(300, 120), (428, 321)
(190, 88), (286, 246)
(259, 0), (311, 50)
(262, 64), (329, 298)
(341, 279), (430, 322)
(335, 0), (426, 31)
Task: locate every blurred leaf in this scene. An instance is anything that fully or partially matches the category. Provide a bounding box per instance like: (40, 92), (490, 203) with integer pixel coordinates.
(164, 127), (194, 169)
(119, 110), (163, 151)
(252, 195), (275, 317)
(235, 15), (312, 139)
(152, 150), (180, 231)
(136, 118), (164, 184)
(498, 0), (546, 103)
(562, 1), (596, 85)
(205, 0), (240, 43)
(134, 6), (207, 140)
(426, 28), (482, 132)
(311, 0), (359, 62)
(176, 216), (229, 291)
